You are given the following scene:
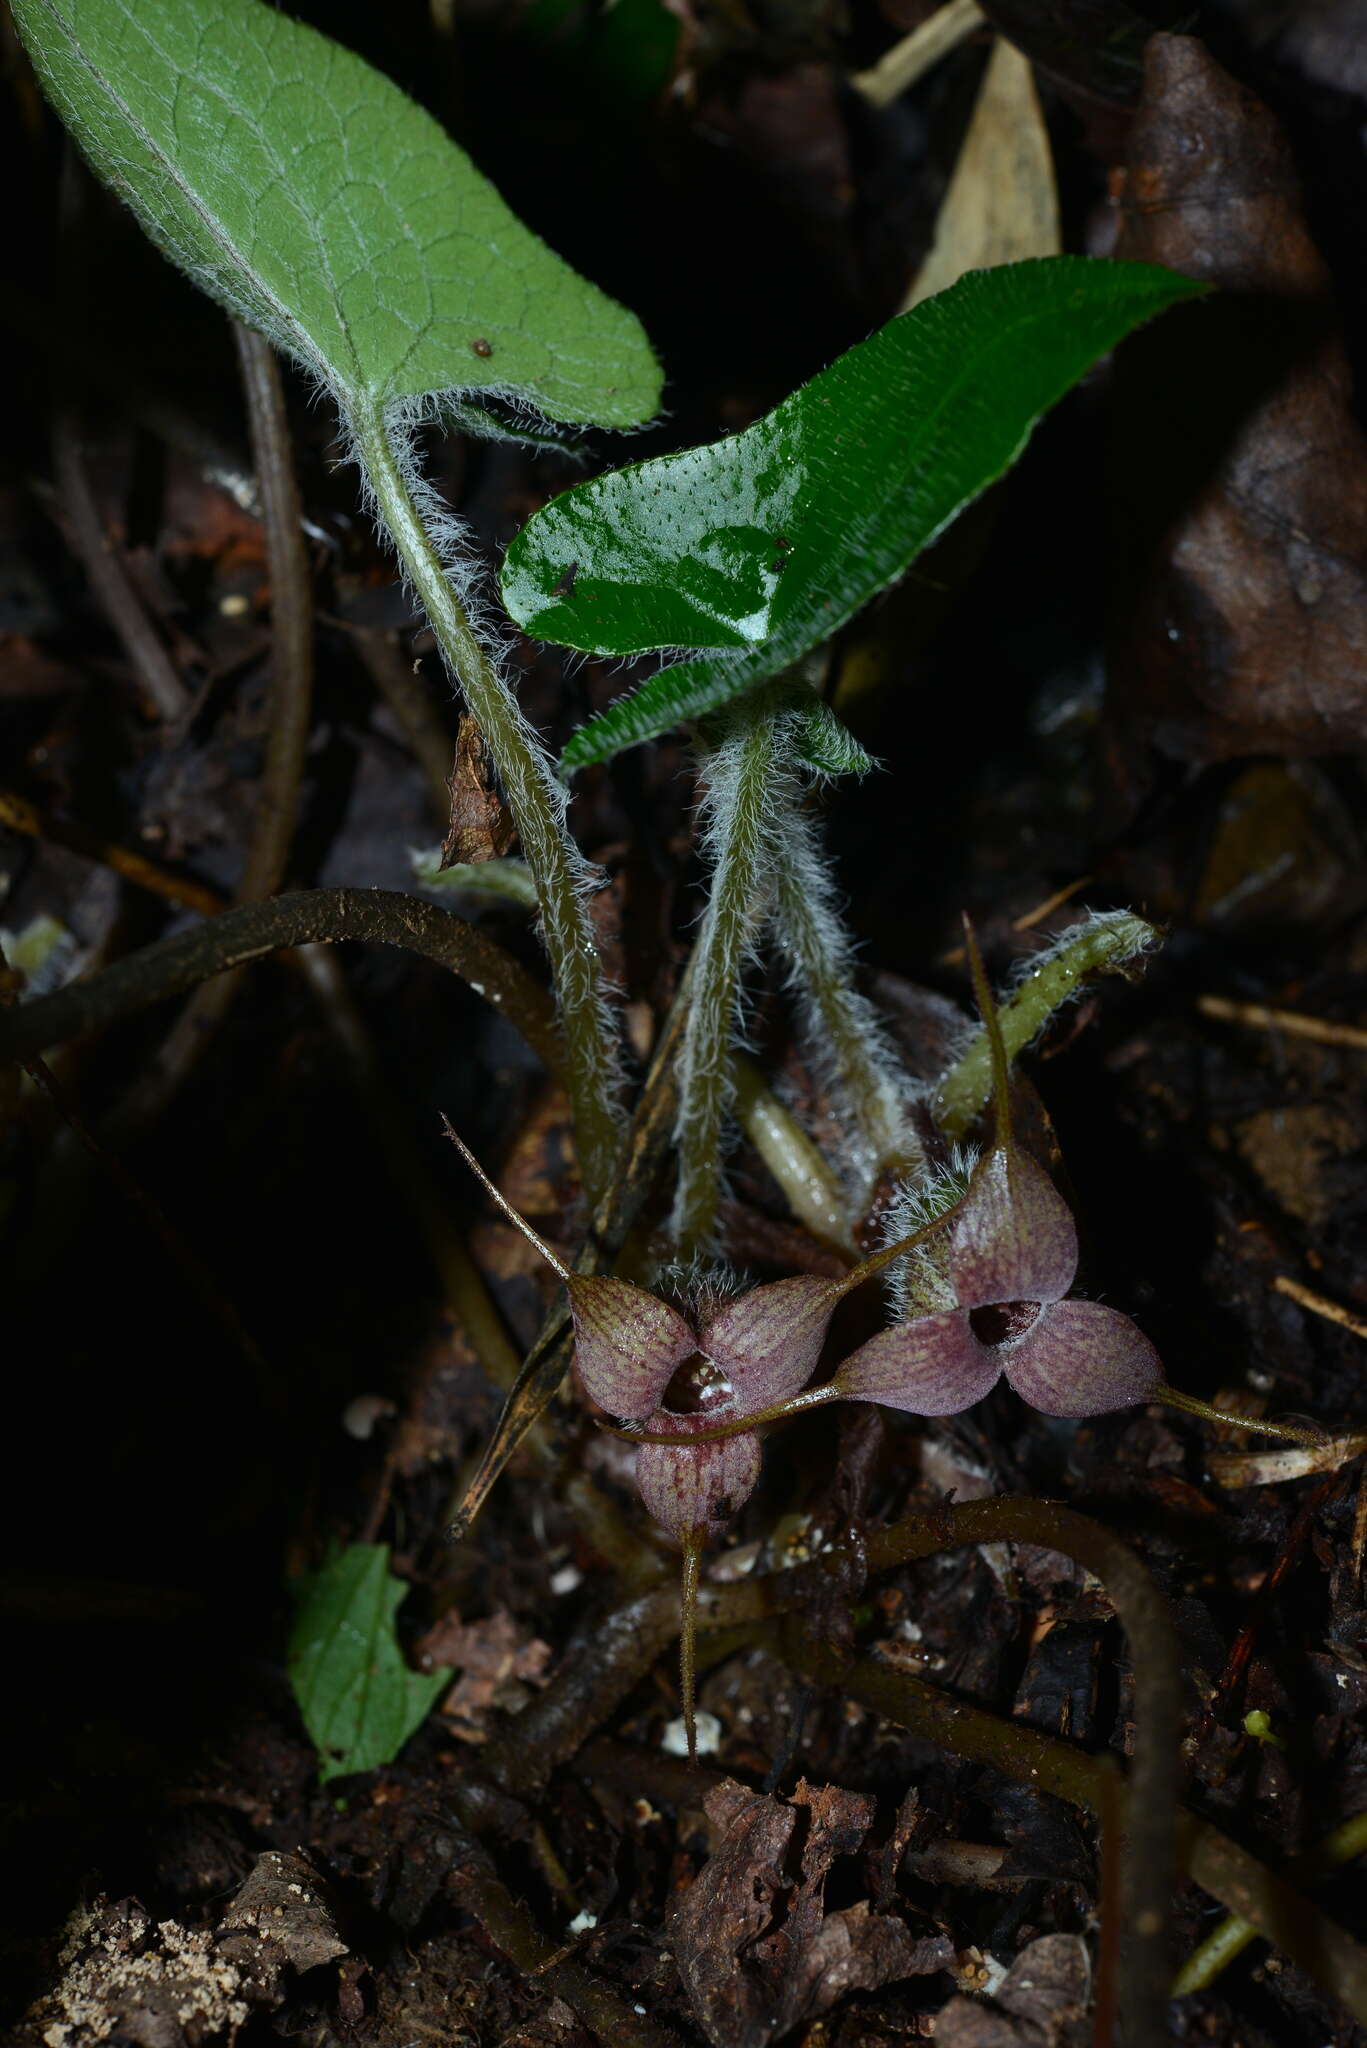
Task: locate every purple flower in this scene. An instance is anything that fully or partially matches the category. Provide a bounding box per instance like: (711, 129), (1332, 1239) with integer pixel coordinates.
(574, 1274), (840, 1539)
(834, 1147), (1161, 1419)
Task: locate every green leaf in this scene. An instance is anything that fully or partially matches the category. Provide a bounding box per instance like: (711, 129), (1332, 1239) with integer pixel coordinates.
(13, 0), (660, 431)
(287, 1544), (449, 1783)
(497, 258), (1205, 768)
(788, 697), (878, 779)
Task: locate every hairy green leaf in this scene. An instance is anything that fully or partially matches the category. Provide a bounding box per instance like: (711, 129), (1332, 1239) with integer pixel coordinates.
(13, 0), (659, 430)
(288, 1545), (449, 1783)
(788, 697), (878, 778)
(497, 259), (1204, 767)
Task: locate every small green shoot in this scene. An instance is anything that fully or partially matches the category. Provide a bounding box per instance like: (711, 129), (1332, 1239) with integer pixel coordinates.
(288, 1544), (450, 1783)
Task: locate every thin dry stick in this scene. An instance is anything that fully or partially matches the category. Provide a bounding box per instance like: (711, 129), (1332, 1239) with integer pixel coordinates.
(850, 0), (985, 107)
(118, 322), (317, 1120)
(937, 874), (1095, 967)
(0, 888), (563, 1077)
(0, 789), (224, 916)
(1273, 1273), (1367, 1343)
(49, 406), (192, 721)
(1197, 993), (1367, 1053)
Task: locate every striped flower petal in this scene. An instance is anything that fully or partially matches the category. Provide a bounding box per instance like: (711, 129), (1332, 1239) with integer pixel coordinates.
(567, 1275), (697, 1420)
(1002, 1298), (1162, 1417)
(951, 1148), (1078, 1310)
(699, 1275), (841, 1407)
(834, 1309), (1003, 1416)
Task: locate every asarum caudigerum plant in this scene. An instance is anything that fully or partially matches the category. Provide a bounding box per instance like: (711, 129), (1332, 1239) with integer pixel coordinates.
(450, 923), (1319, 1755)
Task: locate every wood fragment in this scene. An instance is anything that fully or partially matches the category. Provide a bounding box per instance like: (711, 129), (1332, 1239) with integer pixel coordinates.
(1273, 1273), (1367, 1341)
(850, 0), (985, 109)
(1198, 993), (1367, 1051)
(938, 874), (1094, 967)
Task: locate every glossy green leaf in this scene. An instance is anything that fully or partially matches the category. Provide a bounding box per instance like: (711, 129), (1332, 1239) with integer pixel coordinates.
(288, 1545), (449, 1783)
(498, 259), (1205, 767)
(13, 0), (660, 431)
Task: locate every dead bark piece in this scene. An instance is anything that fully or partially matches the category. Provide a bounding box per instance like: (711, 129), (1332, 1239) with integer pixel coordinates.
(671, 1777), (950, 2048)
(441, 713), (516, 868)
(936, 1934), (1091, 2047)
(217, 1849), (348, 1980)
(1105, 34), (1367, 803)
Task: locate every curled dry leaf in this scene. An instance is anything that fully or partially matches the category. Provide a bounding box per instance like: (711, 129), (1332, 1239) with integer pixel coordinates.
(671, 1777), (952, 2048)
(415, 1609), (553, 1741)
(441, 713), (516, 868)
(935, 1933), (1092, 2047)
(218, 1850), (348, 1978)
(1105, 34), (1367, 801)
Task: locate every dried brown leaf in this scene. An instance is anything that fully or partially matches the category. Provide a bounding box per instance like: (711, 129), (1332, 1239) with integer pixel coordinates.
(441, 713), (516, 868)
(936, 1934), (1091, 2047)
(415, 1609), (552, 1741)
(902, 37), (1060, 309)
(671, 1778), (950, 2048)
(1106, 34), (1367, 797)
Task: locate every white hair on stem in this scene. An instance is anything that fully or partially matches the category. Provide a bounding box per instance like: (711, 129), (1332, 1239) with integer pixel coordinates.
(878, 1145), (981, 1320)
(765, 761), (916, 1196)
(339, 390), (629, 1201)
(670, 697), (799, 1253)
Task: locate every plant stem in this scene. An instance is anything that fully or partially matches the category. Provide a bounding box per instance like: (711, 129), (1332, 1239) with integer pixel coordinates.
(861, 1499), (1179, 2048)
(446, 954), (697, 1543)
(731, 1052), (855, 1250)
(935, 911), (1158, 1141)
(346, 396), (622, 1211)
(121, 322), (317, 1124)
(0, 888), (562, 1077)
(1156, 1385), (1327, 1445)
(673, 706), (779, 1250)
(767, 773), (916, 1190)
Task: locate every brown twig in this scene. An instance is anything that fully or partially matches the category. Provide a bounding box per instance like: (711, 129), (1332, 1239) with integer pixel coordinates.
(1273, 1273), (1367, 1343)
(117, 323), (317, 1121)
(1197, 993), (1367, 1053)
(0, 789), (224, 916)
(49, 405), (191, 721)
